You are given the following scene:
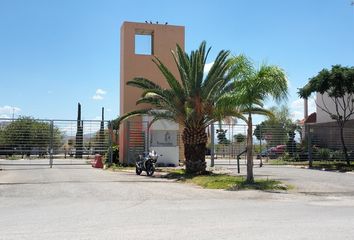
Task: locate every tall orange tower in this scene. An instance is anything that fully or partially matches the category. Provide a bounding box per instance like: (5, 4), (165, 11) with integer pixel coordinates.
(119, 21), (185, 163)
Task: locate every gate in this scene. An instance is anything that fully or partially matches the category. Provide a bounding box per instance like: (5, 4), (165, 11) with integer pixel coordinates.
(126, 121), (149, 164)
(210, 123), (248, 166)
(0, 118), (112, 167)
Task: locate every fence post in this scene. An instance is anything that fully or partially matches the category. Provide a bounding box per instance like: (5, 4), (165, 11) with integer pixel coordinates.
(210, 124), (215, 167)
(49, 120), (54, 168)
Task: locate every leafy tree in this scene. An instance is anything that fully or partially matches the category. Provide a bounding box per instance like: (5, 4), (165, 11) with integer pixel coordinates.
(108, 118), (119, 145)
(117, 42), (244, 174)
(234, 133), (246, 143)
(254, 105), (294, 146)
(216, 129), (230, 145)
(220, 55), (288, 182)
(286, 131), (296, 156)
(0, 117), (62, 156)
(298, 65), (354, 165)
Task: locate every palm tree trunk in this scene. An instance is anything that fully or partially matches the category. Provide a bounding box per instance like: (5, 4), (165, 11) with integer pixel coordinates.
(246, 112), (254, 183)
(182, 127), (207, 174)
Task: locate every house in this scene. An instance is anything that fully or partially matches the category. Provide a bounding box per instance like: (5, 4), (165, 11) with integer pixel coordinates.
(304, 92), (354, 151)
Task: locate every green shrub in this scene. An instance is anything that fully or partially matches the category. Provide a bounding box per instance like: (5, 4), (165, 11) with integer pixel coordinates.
(331, 150), (344, 161)
(317, 148), (331, 161)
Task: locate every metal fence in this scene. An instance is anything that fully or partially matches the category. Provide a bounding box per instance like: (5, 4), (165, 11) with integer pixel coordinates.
(306, 122), (354, 162)
(2, 117), (353, 167)
(0, 118), (113, 166)
(209, 122), (354, 166)
(209, 123), (299, 166)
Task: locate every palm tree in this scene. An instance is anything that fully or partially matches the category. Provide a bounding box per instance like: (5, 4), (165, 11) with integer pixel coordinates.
(117, 42), (244, 174)
(221, 55), (288, 182)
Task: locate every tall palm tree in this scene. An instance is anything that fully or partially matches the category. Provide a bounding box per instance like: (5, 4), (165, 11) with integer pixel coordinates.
(117, 42), (244, 174)
(221, 55), (288, 182)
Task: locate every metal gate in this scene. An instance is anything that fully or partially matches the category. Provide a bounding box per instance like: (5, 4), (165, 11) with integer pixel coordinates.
(0, 118), (112, 167)
(126, 121), (148, 164)
(209, 123), (248, 166)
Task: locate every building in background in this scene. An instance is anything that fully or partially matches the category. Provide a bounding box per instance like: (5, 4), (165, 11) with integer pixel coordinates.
(304, 93), (354, 151)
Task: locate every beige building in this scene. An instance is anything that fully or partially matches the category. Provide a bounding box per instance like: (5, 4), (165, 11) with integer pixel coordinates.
(304, 93), (354, 151)
(119, 21), (185, 164)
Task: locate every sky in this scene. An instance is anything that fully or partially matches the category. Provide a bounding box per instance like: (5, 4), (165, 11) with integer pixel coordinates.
(0, 0), (354, 123)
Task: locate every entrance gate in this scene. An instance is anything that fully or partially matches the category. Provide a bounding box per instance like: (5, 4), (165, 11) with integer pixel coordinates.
(0, 118), (112, 167)
(126, 121), (148, 164)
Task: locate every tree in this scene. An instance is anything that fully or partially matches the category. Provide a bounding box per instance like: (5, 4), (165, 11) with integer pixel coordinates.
(299, 65), (354, 165)
(117, 41), (244, 174)
(220, 55), (288, 182)
(254, 105), (294, 146)
(0, 117), (62, 156)
(234, 133), (246, 143)
(97, 107), (105, 154)
(216, 129), (230, 145)
(75, 103), (83, 158)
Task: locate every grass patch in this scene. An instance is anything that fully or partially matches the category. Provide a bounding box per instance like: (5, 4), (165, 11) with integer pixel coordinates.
(311, 162), (353, 172)
(164, 169), (290, 191)
(106, 163), (135, 171)
(267, 159), (308, 165)
(5, 155), (22, 160)
(268, 159), (353, 172)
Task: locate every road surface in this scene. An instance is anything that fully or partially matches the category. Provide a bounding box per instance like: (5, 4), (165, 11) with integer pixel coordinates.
(1, 164), (354, 240)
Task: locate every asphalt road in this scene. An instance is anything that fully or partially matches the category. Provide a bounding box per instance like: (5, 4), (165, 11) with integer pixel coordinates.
(1, 163), (354, 240)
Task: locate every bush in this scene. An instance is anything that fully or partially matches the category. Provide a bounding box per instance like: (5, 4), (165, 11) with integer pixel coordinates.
(317, 148), (331, 161)
(103, 144), (119, 165)
(279, 153), (293, 162)
(331, 150), (344, 161)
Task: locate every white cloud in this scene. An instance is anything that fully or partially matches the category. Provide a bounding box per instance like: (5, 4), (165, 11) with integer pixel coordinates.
(92, 94), (104, 100)
(290, 96), (316, 121)
(106, 108), (112, 112)
(92, 88), (107, 100)
(96, 89), (107, 95)
(0, 106), (21, 118)
(204, 62), (214, 76)
(291, 98), (303, 110)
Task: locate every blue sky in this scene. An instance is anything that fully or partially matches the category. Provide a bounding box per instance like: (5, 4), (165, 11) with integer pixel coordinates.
(0, 0), (354, 122)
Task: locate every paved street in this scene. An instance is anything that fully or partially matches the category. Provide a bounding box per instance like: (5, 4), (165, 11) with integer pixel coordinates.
(1, 163), (354, 240)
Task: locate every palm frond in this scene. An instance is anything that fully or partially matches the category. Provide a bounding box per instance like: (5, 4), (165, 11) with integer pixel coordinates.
(116, 109), (153, 126)
(247, 107), (275, 118)
(127, 77), (161, 90)
(152, 57), (185, 100)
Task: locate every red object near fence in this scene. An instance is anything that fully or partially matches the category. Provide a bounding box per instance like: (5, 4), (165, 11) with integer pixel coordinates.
(91, 154), (103, 168)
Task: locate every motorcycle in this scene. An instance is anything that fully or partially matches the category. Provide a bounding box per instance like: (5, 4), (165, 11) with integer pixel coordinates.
(136, 150), (159, 176)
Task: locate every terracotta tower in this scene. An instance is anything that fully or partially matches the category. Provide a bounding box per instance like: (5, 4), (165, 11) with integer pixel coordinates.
(119, 21), (185, 163)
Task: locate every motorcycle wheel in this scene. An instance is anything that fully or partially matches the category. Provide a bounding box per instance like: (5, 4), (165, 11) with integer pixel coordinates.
(136, 166), (142, 175)
(146, 163), (155, 176)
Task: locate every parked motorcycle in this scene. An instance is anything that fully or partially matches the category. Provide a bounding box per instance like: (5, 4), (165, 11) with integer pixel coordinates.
(136, 150), (159, 176)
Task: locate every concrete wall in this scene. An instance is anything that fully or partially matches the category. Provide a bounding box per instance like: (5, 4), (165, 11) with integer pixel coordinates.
(143, 116), (179, 166)
(119, 22), (185, 163)
(309, 119), (354, 151)
(316, 92), (354, 123)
